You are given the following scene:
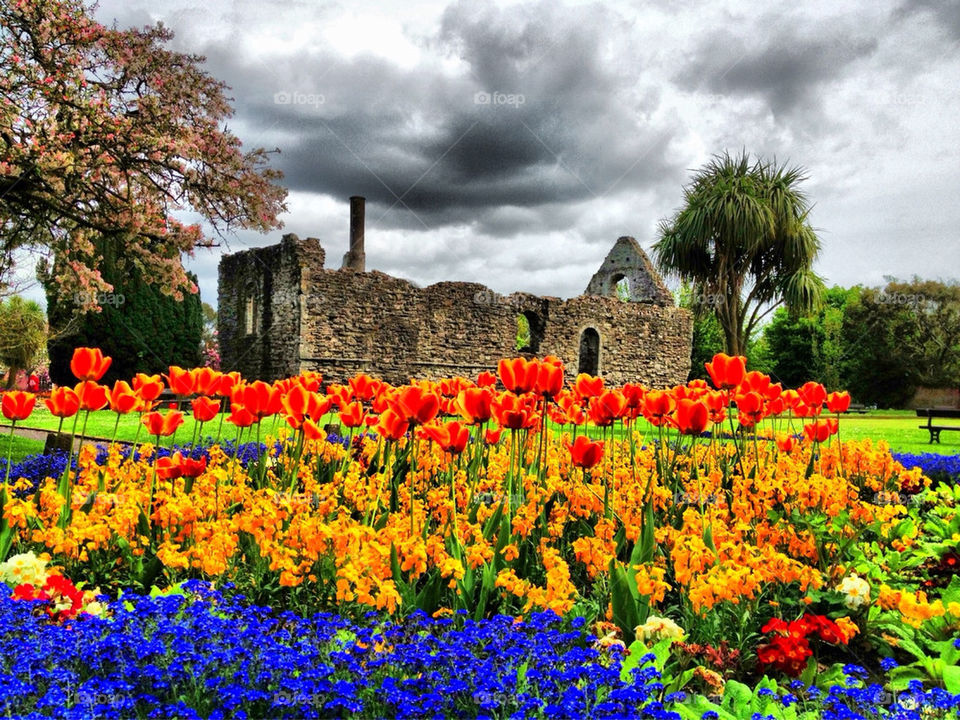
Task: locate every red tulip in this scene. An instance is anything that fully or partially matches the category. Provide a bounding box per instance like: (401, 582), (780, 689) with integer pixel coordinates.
(457, 387), (494, 424)
(45, 387), (80, 419)
(178, 453), (207, 478)
(1, 391), (35, 421)
(484, 428), (502, 444)
(589, 390), (628, 426)
(70, 347), (111, 382)
(393, 386), (440, 426)
(155, 454), (182, 480)
(491, 392), (537, 430)
(107, 380), (140, 414)
(476, 371), (497, 388)
(566, 435), (604, 469)
(338, 401), (367, 428)
(192, 368), (221, 396)
(642, 390), (675, 426)
(498, 357), (539, 394)
(191, 396), (221, 423)
(132, 373), (164, 402)
(142, 410), (185, 437)
(574, 374), (604, 399)
(705, 353), (747, 391)
(798, 381), (827, 414)
(420, 420), (470, 454)
(803, 419), (837, 444)
(74, 381), (108, 411)
(674, 398), (709, 435)
(376, 407), (409, 441)
(166, 366), (196, 396)
(226, 404), (256, 428)
(826, 391), (851, 414)
(535, 358), (565, 398)
(735, 391), (766, 427)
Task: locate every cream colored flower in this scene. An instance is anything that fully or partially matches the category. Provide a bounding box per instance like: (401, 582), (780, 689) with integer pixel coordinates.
(838, 574), (871, 610)
(635, 615), (685, 643)
(0, 551), (50, 587)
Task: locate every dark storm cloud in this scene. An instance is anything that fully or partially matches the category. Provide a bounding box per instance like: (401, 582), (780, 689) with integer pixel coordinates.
(677, 22), (878, 118)
(897, 0), (960, 41)
(186, 0), (681, 232)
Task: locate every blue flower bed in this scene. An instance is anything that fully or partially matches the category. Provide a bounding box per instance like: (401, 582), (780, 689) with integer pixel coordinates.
(893, 452), (960, 485)
(2, 581), (960, 719)
(0, 439), (280, 499)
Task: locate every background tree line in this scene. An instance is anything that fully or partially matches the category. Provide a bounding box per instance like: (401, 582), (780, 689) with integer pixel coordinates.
(684, 278), (960, 408)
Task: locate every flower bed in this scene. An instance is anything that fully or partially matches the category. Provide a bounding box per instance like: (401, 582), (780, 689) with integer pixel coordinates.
(2, 349), (960, 716)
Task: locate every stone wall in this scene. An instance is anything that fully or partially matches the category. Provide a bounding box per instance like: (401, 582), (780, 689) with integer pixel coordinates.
(219, 235), (693, 388)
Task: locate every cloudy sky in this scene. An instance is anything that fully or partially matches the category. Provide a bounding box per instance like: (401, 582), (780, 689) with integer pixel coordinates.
(65, 0), (960, 306)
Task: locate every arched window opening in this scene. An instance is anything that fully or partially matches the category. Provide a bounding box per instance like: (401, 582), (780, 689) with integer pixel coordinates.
(516, 311), (545, 353)
(578, 328), (600, 376)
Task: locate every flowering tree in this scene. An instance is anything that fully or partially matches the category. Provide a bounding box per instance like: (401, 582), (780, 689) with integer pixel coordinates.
(0, 0), (287, 308)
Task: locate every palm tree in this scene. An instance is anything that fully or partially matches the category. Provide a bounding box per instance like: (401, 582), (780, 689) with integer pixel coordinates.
(654, 151), (825, 357)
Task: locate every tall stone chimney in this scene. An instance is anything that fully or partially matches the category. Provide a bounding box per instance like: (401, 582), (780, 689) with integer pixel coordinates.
(341, 195), (366, 271)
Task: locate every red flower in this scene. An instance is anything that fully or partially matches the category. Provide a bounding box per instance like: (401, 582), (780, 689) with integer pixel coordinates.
(566, 435), (604, 469)
(642, 390), (675, 426)
(74, 381), (108, 411)
(704, 353), (746, 391)
(589, 390), (628, 426)
(107, 380), (140, 414)
(803, 419), (837, 444)
(226, 404), (256, 428)
(392, 386), (440, 426)
(826, 391), (851, 414)
(166, 366), (196, 396)
(1, 390), (36, 421)
(132, 373), (165, 402)
(674, 398), (709, 435)
(44, 387), (80, 419)
(535, 358), (565, 398)
(70, 347), (111, 382)
(338, 401), (368, 428)
(574, 373), (604, 400)
(376, 407), (409, 441)
(155, 454), (182, 480)
(420, 420), (470, 454)
(457, 387), (494, 424)
(491, 392), (538, 430)
(142, 410), (185, 437)
(498, 357), (539, 394)
(191, 396), (221, 423)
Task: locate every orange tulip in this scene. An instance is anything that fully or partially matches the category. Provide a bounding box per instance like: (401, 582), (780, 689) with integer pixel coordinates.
(776, 433), (799, 453)
(141, 410), (185, 437)
(1, 391), (35, 421)
(574, 374), (604, 399)
(226, 404), (256, 428)
(216, 372), (241, 397)
(589, 390), (628, 426)
(457, 387), (494, 424)
(477, 371), (497, 388)
(191, 396), (221, 423)
(107, 380), (140, 414)
(704, 353), (747, 391)
(735, 391), (766, 427)
(420, 420), (470, 454)
(826, 391), (851, 414)
(74, 381), (108, 411)
(338, 401), (367, 428)
(798, 381), (827, 413)
(44, 387), (80, 419)
(376, 407), (409, 441)
(236, 381), (282, 419)
(535, 359), (564, 398)
(155, 454), (182, 480)
(566, 435), (604, 469)
(498, 357), (539, 394)
(70, 347), (111, 382)
(484, 428), (502, 444)
(297, 371), (324, 393)
(349, 373), (382, 401)
(281, 385), (311, 425)
(302, 418), (326, 440)
(190, 367), (219, 396)
(167, 366), (196, 396)
(642, 390), (675, 426)
(393, 386), (440, 426)
(133, 373), (164, 402)
(803, 419), (838, 444)
(491, 392), (538, 430)
(674, 398), (709, 435)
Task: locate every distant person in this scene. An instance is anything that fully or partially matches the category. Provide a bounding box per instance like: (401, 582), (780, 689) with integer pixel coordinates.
(27, 373), (39, 393)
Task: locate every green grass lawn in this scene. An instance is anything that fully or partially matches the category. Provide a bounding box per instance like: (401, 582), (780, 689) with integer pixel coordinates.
(1, 407), (956, 466)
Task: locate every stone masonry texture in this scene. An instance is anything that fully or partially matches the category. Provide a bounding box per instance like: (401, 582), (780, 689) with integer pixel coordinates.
(218, 233), (692, 387)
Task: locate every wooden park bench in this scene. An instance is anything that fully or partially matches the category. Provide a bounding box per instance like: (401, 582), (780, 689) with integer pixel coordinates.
(916, 407), (960, 444)
(846, 403), (870, 414)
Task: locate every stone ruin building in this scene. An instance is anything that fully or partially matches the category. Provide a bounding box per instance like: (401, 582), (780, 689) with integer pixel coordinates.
(218, 197), (692, 386)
